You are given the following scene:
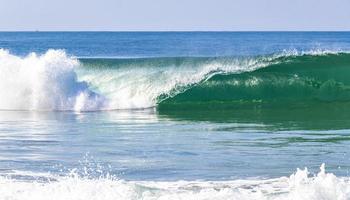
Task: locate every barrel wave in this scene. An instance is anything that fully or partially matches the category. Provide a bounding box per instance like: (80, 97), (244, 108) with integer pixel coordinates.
(159, 52), (350, 110)
(1, 49), (350, 111)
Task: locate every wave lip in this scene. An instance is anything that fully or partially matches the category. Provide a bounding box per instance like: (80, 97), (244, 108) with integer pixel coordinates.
(1, 164), (349, 200)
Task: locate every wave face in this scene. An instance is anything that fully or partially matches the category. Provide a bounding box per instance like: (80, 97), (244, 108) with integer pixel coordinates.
(1, 49), (350, 111)
(77, 55), (273, 110)
(78, 51), (350, 110)
(1, 164), (349, 200)
(159, 53), (350, 109)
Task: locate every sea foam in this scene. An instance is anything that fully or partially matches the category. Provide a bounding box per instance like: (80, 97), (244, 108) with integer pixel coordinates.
(0, 164), (349, 200)
(0, 49), (104, 111)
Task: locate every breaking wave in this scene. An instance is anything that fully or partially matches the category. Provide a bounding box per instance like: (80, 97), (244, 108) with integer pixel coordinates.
(0, 49), (350, 111)
(0, 49), (104, 111)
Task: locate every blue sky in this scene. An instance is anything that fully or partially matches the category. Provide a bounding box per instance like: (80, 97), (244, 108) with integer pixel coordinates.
(1, 0), (349, 31)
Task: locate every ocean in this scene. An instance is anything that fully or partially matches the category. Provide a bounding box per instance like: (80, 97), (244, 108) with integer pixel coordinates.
(0, 32), (350, 199)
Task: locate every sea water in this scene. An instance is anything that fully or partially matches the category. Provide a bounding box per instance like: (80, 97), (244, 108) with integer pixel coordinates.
(1, 32), (350, 199)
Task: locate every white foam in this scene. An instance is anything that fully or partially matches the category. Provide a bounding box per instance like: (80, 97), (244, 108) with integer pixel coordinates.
(0, 49), (105, 111)
(0, 164), (349, 200)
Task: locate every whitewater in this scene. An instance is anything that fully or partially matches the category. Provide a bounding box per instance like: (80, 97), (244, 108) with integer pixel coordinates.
(0, 49), (105, 111)
(1, 164), (349, 200)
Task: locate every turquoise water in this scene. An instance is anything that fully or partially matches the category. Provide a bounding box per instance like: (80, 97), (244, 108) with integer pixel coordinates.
(1, 32), (350, 199)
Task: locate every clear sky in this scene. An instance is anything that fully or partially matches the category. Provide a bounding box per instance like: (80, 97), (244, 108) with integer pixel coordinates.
(0, 0), (350, 31)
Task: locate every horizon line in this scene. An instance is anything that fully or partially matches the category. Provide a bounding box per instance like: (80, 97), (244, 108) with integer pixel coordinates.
(1, 30), (350, 32)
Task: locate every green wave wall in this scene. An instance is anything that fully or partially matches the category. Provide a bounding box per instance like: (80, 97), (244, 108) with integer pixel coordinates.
(158, 53), (350, 110)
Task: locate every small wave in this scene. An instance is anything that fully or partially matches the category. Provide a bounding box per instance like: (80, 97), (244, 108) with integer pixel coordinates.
(0, 164), (349, 200)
